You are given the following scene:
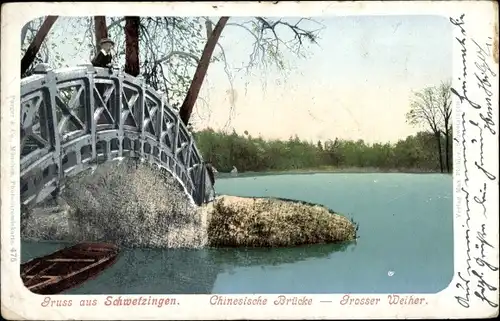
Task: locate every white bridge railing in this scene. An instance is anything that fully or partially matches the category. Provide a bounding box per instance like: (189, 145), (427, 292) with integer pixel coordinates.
(20, 64), (214, 207)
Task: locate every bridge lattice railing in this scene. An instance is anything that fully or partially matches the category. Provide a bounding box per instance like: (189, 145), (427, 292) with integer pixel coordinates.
(20, 64), (214, 207)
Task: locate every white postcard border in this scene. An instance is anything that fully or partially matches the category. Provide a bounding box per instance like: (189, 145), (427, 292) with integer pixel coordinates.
(1, 1), (498, 320)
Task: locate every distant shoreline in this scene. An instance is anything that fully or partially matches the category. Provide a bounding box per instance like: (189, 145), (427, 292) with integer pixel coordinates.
(215, 166), (452, 178)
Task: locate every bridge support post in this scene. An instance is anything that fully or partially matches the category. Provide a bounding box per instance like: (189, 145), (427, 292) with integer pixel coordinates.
(86, 67), (98, 161)
(41, 68), (63, 195)
(156, 88), (164, 144)
(137, 75), (146, 156)
(172, 117), (179, 164)
(113, 68), (124, 158)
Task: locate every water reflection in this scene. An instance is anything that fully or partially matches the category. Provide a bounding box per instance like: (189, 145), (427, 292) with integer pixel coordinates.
(211, 241), (355, 268)
(21, 241), (356, 295)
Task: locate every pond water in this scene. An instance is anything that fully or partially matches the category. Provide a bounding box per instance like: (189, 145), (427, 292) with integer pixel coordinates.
(21, 173), (453, 294)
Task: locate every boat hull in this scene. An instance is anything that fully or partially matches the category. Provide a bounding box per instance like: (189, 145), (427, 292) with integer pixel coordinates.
(21, 242), (120, 295)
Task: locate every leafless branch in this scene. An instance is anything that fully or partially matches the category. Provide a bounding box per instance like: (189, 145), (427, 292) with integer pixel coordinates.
(155, 51), (200, 65)
(407, 86), (443, 135)
(108, 17), (126, 30)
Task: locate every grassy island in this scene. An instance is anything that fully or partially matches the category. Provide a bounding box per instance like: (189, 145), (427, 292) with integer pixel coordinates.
(205, 195), (357, 248)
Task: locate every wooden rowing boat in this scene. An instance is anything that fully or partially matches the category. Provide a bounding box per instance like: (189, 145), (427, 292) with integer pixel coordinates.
(21, 242), (120, 295)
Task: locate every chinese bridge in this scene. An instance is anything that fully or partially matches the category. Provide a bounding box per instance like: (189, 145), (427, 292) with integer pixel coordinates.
(20, 64), (214, 208)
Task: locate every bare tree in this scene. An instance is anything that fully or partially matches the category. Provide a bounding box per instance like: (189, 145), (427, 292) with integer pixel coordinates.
(21, 16), (59, 75)
(179, 17), (229, 125)
(437, 81), (452, 173)
(406, 86), (444, 173)
(22, 17), (87, 75)
(20, 16), (323, 128)
(227, 17), (323, 76)
(124, 16), (323, 125)
(129, 17), (206, 105)
(178, 17), (323, 125)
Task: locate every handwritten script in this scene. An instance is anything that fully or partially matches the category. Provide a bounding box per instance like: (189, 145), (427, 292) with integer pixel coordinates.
(450, 14), (498, 310)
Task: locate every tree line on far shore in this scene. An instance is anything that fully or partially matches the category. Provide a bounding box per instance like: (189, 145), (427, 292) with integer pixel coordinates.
(193, 128), (453, 174)
(194, 80), (454, 174)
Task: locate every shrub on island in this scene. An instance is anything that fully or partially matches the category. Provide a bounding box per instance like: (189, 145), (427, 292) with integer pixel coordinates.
(206, 196), (357, 247)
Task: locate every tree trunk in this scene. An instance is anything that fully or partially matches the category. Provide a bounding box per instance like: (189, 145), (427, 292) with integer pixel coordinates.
(125, 16), (140, 77)
(205, 19), (213, 38)
(435, 132), (444, 173)
(94, 16), (108, 50)
(21, 16), (58, 75)
(179, 17), (229, 126)
(445, 128), (451, 173)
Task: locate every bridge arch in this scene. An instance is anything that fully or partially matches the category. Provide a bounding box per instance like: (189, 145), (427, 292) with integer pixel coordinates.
(20, 64), (214, 208)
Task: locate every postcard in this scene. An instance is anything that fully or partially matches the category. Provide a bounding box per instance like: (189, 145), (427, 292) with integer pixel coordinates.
(1, 1), (498, 320)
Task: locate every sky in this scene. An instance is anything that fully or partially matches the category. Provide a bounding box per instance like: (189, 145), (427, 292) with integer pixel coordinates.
(26, 14), (453, 144)
(194, 15), (453, 144)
